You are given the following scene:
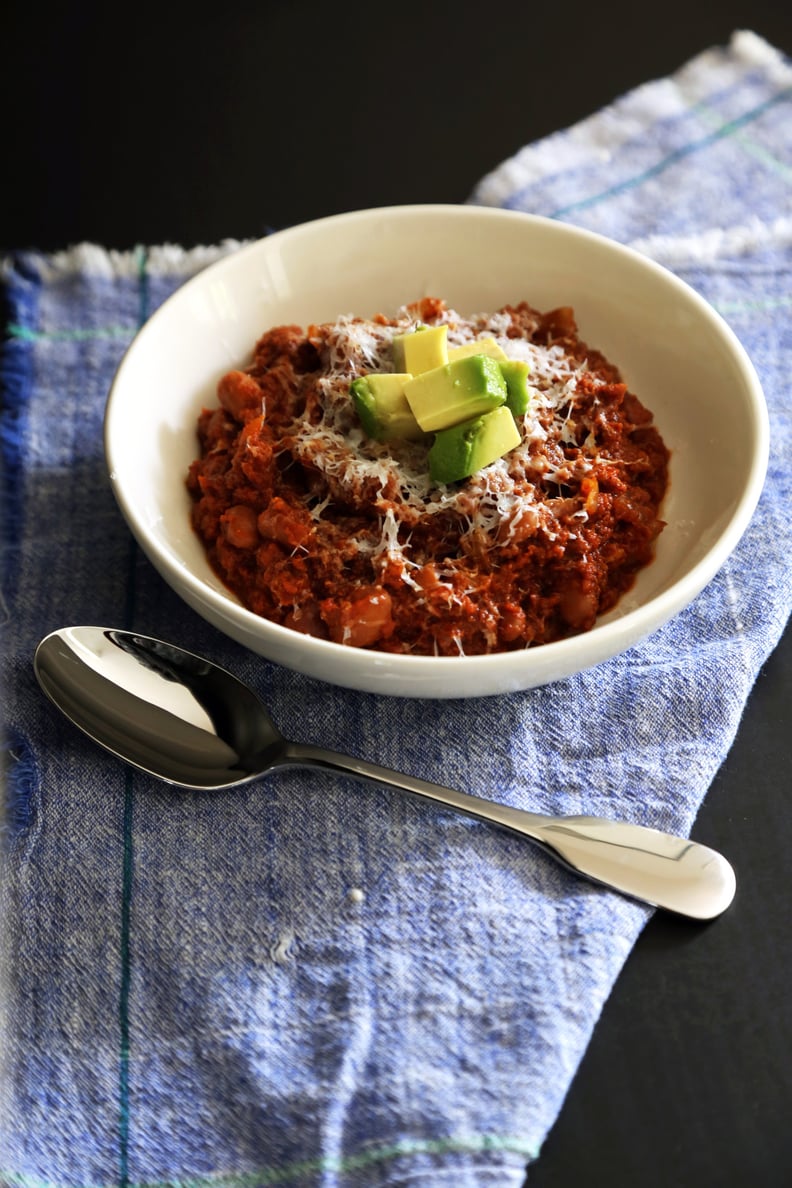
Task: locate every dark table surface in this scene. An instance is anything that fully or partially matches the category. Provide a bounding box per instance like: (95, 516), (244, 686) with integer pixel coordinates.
(5, 3), (792, 1184)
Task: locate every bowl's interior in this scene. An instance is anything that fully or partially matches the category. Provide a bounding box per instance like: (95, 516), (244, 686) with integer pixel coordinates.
(105, 206), (767, 694)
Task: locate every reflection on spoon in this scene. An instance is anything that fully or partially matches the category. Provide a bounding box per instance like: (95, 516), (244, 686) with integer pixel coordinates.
(33, 627), (736, 921)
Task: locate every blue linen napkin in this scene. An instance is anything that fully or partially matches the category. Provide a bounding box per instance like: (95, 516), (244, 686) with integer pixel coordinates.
(2, 28), (791, 1187)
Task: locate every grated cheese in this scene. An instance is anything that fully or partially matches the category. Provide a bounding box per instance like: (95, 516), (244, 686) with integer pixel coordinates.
(291, 304), (609, 573)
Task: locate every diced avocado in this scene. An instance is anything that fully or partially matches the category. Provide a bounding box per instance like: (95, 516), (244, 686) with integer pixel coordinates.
(429, 405), (521, 484)
(350, 373), (425, 442)
(447, 337), (508, 363)
(499, 359), (532, 416)
(392, 324), (448, 375)
(403, 355), (507, 433)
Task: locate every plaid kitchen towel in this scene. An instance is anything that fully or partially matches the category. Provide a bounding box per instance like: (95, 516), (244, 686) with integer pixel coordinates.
(2, 28), (791, 1188)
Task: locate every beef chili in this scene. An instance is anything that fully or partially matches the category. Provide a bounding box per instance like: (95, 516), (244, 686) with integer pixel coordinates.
(186, 298), (669, 655)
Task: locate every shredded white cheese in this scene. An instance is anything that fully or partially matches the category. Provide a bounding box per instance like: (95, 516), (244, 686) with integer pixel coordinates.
(291, 304), (611, 576)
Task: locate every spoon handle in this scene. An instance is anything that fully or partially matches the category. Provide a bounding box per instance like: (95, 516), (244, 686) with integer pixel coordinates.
(282, 742), (735, 920)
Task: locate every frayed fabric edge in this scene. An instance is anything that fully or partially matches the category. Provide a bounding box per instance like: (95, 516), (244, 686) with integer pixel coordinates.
(630, 213), (792, 265)
(3, 239), (252, 284)
(469, 30), (791, 209)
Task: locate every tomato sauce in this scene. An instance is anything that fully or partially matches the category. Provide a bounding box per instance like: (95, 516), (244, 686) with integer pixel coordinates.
(187, 299), (669, 655)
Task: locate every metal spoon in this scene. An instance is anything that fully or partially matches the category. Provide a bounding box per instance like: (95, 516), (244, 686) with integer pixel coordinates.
(33, 626), (736, 919)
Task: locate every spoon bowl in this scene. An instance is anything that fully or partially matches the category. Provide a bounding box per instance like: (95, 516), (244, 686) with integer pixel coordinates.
(34, 626), (736, 920)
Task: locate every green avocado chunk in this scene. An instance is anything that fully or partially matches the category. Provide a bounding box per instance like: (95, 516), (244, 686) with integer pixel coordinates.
(499, 358), (532, 416)
(392, 324), (448, 375)
(447, 336), (508, 363)
(350, 373), (424, 442)
(404, 354), (507, 433)
(429, 405), (521, 484)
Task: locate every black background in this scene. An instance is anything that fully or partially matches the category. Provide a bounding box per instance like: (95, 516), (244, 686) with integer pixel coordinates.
(4, 3), (792, 1184)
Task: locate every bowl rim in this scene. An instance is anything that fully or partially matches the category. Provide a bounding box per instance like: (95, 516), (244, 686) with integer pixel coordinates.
(105, 203), (770, 685)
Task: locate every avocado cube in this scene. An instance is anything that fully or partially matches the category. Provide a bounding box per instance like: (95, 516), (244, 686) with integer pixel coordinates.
(499, 359), (532, 416)
(429, 405), (521, 484)
(392, 324), (448, 375)
(447, 336), (508, 364)
(350, 373), (424, 442)
(403, 355), (507, 433)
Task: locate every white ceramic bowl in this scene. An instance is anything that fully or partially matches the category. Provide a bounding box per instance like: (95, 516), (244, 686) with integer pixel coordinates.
(105, 205), (768, 698)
